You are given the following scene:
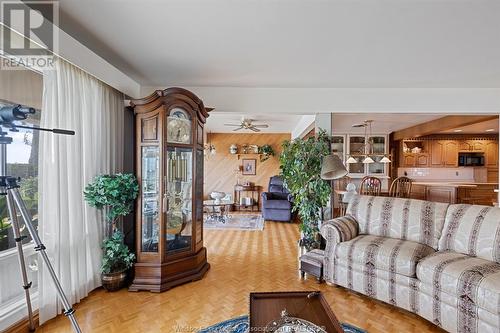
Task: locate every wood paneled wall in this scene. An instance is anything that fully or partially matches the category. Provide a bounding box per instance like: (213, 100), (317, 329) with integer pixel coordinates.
(204, 133), (291, 198)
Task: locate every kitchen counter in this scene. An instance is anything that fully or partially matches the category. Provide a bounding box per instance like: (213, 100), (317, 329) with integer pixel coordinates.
(410, 181), (497, 205)
(412, 182), (477, 188)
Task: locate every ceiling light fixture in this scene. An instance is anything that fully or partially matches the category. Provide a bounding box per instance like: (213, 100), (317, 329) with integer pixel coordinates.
(486, 129), (495, 132)
(344, 120), (391, 164)
(345, 156), (357, 164)
(454, 129), (463, 133)
(380, 156), (392, 163)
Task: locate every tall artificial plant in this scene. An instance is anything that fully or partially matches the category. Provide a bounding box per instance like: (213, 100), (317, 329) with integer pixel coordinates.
(279, 131), (331, 248)
(84, 173), (139, 274)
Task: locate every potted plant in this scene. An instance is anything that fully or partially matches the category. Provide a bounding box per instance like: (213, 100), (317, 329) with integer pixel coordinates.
(84, 173), (139, 291)
(258, 144), (275, 162)
(279, 130), (331, 250)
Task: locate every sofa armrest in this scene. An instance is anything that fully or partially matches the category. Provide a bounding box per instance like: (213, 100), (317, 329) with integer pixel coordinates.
(261, 192), (271, 201)
(320, 215), (359, 245)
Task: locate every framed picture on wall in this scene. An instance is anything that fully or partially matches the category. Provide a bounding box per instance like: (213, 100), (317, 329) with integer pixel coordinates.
(242, 159), (256, 175)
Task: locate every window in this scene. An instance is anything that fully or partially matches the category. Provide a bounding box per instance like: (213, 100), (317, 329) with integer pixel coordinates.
(0, 65), (42, 331)
(0, 105), (40, 253)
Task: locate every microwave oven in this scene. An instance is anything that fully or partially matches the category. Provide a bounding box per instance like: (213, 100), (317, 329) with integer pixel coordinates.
(458, 152), (485, 167)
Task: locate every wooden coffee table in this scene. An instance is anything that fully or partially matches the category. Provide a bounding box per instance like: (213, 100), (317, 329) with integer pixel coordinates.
(249, 291), (344, 332)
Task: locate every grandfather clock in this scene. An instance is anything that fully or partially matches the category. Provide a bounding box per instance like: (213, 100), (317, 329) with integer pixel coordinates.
(129, 87), (210, 292)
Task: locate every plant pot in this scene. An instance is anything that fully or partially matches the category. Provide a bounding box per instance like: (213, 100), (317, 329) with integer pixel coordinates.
(101, 270), (127, 291)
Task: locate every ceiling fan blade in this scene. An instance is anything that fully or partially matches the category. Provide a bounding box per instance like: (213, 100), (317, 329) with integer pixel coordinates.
(224, 123), (242, 127)
(249, 127), (260, 132)
(252, 124), (269, 128)
(232, 126), (244, 131)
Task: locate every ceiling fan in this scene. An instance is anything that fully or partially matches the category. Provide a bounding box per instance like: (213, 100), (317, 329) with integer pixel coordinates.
(224, 118), (269, 132)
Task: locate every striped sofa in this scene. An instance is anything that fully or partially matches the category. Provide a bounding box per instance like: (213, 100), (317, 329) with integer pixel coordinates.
(320, 195), (500, 333)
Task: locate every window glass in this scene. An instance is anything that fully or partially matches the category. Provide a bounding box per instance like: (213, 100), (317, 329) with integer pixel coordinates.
(0, 104), (40, 252)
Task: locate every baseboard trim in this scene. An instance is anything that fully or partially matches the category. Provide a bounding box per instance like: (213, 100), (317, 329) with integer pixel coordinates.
(4, 311), (39, 333)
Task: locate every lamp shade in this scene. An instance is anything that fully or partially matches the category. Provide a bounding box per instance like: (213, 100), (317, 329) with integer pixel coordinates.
(345, 156), (357, 164)
(321, 154), (348, 180)
(380, 155), (391, 163)
(362, 156), (375, 164)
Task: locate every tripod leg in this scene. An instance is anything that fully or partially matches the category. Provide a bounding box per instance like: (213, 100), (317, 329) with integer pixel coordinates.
(6, 192), (35, 331)
(10, 188), (82, 333)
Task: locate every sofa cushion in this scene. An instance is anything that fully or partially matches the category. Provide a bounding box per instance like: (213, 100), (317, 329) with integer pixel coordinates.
(417, 251), (500, 315)
(263, 199), (291, 210)
(346, 195), (449, 249)
(438, 204), (500, 263)
(335, 235), (435, 277)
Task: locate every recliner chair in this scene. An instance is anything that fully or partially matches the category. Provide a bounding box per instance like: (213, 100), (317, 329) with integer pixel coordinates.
(261, 176), (293, 222)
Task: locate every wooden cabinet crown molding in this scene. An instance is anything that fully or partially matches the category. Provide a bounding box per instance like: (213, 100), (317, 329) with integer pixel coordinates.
(403, 134), (498, 141)
(130, 87), (213, 123)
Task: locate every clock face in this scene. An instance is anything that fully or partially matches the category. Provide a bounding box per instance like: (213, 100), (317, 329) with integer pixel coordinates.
(167, 109), (191, 144)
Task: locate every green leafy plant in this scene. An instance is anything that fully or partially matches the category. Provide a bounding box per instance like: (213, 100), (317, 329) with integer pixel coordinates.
(258, 144), (275, 162)
(101, 231), (135, 274)
(279, 130), (331, 248)
(0, 217), (12, 250)
(84, 173), (139, 230)
(84, 173), (139, 274)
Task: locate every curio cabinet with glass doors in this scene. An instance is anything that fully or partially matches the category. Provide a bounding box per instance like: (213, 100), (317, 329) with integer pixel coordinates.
(129, 88), (210, 292)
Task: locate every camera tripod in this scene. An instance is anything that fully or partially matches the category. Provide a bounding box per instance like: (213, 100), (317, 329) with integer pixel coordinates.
(0, 106), (82, 332)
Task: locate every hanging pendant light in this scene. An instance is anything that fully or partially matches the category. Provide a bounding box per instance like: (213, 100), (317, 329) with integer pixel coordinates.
(345, 156), (357, 164)
(380, 155), (392, 163)
(362, 156), (374, 164)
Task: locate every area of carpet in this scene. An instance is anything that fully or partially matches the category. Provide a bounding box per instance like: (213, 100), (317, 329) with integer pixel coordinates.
(203, 214), (265, 230)
(197, 315), (366, 333)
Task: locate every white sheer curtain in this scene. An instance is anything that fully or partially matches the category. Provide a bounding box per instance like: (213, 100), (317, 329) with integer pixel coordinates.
(38, 59), (124, 324)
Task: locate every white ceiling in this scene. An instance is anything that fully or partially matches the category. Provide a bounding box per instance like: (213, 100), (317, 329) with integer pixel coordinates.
(206, 113), (301, 133)
(439, 118), (499, 134)
(332, 114), (444, 134)
(57, 0), (500, 88)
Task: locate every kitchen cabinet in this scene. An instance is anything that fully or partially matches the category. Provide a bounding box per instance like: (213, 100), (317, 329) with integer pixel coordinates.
(410, 184), (426, 200)
(459, 140), (486, 152)
(458, 185), (497, 206)
(485, 141), (498, 167)
(444, 141), (459, 166)
(430, 140), (458, 167)
(430, 141), (445, 166)
(401, 153), (428, 167)
(416, 154), (429, 166)
(426, 186), (457, 204)
(403, 154), (416, 167)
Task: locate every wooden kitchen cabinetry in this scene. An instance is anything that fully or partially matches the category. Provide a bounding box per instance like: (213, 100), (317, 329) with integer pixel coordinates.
(459, 140), (485, 152)
(485, 141), (499, 167)
(402, 153), (429, 167)
(426, 186), (457, 204)
(410, 184), (426, 200)
(430, 140), (458, 167)
(400, 141), (429, 167)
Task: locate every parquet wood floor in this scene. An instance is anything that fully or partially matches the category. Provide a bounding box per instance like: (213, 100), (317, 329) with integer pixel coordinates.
(36, 221), (443, 333)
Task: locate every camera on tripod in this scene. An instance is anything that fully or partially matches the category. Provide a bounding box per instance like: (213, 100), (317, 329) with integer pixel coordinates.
(0, 105), (35, 124)
(0, 104), (82, 332)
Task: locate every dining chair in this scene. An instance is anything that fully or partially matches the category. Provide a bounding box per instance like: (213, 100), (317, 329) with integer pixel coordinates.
(335, 176), (351, 216)
(360, 176), (382, 196)
(388, 176), (413, 198)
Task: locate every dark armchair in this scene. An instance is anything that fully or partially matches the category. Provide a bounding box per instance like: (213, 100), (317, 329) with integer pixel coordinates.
(261, 176), (293, 222)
